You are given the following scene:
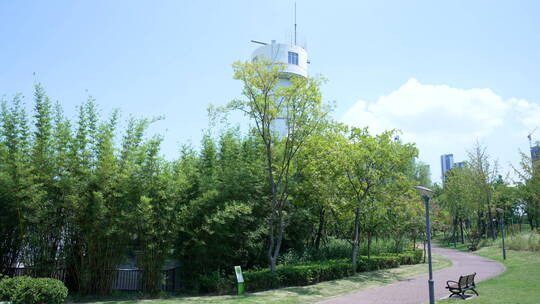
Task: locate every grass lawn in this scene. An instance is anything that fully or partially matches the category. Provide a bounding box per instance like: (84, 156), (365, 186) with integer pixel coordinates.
(74, 253), (451, 304)
(438, 246), (540, 304)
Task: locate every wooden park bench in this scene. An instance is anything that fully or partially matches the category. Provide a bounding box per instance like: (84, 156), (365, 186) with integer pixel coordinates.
(446, 273), (478, 299)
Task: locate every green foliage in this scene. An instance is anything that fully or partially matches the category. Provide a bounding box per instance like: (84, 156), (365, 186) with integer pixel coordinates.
(278, 239), (351, 265)
(337, 127), (419, 264)
(196, 249), (423, 294)
(0, 94), (33, 275)
(1, 77), (433, 297)
(228, 59), (329, 271)
(503, 231), (540, 252)
(0, 276), (32, 301)
(197, 271), (236, 295)
(386, 250), (423, 265)
(0, 276), (68, 304)
(514, 150), (540, 230)
(278, 238), (415, 265)
(356, 255), (399, 271)
(0, 87), (180, 295)
(175, 131), (268, 287)
(435, 142), (526, 251)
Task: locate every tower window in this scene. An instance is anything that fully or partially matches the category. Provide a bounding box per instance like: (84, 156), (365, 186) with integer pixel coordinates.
(288, 52), (299, 65)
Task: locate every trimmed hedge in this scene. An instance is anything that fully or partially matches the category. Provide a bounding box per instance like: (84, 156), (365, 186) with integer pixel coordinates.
(0, 276), (32, 301)
(381, 250), (423, 266)
(356, 255), (400, 272)
(0, 276), (68, 304)
(250, 259), (356, 290)
(198, 249), (424, 294)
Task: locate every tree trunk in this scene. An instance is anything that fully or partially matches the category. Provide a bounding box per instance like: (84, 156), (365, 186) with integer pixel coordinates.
(487, 208), (496, 240)
(351, 207), (361, 268)
(268, 215), (286, 272)
(267, 209), (276, 272)
(269, 255), (277, 272)
(452, 217), (457, 247)
(478, 211), (485, 237)
(460, 219), (465, 244)
(394, 236), (402, 253)
(367, 232), (372, 259)
(264, 137), (284, 273)
(314, 207), (325, 250)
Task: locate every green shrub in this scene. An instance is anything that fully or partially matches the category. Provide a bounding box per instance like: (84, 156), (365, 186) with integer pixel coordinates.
(0, 276), (33, 301)
(243, 259), (355, 292)
(396, 252), (414, 265)
(358, 238), (411, 255)
(356, 255), (400, 272)
(395, 250), (423, 265)
(196, 271), (235, 294)
(0, 276), (68, 304)
(278, 238), (416, 265)
(243, 269), (280, 291)
(195, 249), (424, 294)
(412, 249), (424, 263)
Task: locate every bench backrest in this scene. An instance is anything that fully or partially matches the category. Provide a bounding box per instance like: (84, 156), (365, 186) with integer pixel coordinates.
(466, 273), (476, 287)
(458, 275), (468, 286)
(459, 273), (476, 287)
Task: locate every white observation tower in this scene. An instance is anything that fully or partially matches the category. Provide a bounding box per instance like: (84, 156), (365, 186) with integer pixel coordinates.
(250, 40), (308, 85)
(250, 40), (309, 136)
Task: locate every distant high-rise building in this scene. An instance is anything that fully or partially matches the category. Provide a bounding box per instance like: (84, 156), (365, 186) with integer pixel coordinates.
(440, 154), (466, 183)
(531, 145), (540, 162)
(441, 154), (454, 182)
(454, 161), (466, 168)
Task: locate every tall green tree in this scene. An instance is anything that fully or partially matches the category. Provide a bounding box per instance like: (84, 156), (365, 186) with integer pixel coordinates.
(338, 128), (417, 266)
(514, 151), (540, 229)
(227, 60), (328, 271)
(26, 84), (64, 277)
(467, 142), (499, 240)
(0, 94), (34, 274)
(292, 123), (347, 251)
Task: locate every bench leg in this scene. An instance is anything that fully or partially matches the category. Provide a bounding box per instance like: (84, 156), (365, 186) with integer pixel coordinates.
(471, 288), (479, 296)
(448, 291), (464, 299)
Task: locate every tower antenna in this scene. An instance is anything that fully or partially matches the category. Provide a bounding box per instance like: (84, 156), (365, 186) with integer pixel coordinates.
(294, 2), (297, 45)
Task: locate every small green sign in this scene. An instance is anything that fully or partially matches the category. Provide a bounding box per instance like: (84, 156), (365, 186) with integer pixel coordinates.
(234, 266), (244, 283)
(234, 266), (245, 295)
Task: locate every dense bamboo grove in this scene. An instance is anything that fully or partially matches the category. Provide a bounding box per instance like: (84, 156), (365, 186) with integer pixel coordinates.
(0, 62), (432, 295)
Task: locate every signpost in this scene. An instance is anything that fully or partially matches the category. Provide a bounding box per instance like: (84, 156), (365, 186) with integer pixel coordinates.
(234, 266), (245, 295)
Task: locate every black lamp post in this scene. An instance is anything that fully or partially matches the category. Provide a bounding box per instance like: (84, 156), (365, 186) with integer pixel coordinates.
(414, 185), (435, 304)
(496, 208), (506, 260)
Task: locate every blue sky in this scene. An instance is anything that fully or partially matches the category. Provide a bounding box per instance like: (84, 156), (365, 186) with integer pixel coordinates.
(1, 0), (539, 182)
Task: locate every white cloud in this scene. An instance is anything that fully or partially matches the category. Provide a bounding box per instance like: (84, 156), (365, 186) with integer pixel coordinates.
(342, 78), (540, 183)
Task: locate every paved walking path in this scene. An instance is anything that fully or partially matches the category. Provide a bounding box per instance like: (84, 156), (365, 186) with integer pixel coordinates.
(317, 246), (506, 304)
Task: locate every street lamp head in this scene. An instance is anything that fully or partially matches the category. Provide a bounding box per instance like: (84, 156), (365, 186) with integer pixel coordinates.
(414, 185), (434, 197)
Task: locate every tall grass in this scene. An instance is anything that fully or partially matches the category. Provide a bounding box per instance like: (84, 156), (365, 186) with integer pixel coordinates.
(503, 231), (540, 252)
